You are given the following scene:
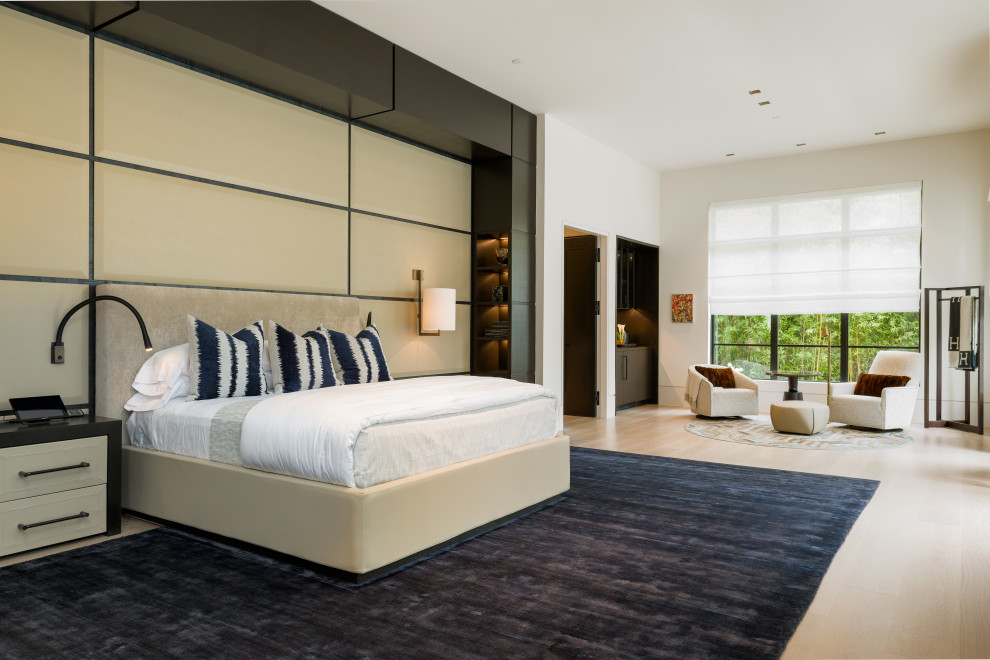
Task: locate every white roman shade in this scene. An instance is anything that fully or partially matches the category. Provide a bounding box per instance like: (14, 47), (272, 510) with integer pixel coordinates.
(708, 182), (922, 315)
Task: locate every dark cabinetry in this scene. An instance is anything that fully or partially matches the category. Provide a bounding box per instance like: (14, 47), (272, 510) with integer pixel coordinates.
(0, 417), (121, 557)
(617, 243), (637, 310)
(472, 156), (536, 382)
(616, 347), (653, 408)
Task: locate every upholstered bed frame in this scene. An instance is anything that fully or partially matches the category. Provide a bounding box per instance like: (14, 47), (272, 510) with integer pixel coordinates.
(95, 283), (570, 581)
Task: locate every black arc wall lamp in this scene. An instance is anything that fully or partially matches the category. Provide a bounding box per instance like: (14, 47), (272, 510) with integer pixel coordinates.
(51, 295), (153, 364)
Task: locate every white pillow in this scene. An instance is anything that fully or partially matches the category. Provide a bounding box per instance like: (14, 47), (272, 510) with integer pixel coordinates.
(132, 343), (189, 396)
(125, 337), (274, 413)
(126, 344), (191, 411)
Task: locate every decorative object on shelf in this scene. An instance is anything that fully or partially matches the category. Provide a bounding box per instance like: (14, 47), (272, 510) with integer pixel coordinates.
(672, 294), (693, 323)
(491, 285), (505, 303)
(412, 270), (455, 336)
(616, 323), (628, 345)
(495, 247), (509, 266)
(52, 295), (153, 364)
(484, 321), (510, 339)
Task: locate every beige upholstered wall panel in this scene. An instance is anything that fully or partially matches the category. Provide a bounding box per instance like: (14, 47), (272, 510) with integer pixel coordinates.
(350, 213), (470, 300)
(360, 300), (470, 377)
(0, 8), (88, 152)
(95, 41), (349, 205)
(94, 165), (348, 293)
(351, 127), (471, 231)
(0, 145), (89, 278)
(0, 281), (89, 408)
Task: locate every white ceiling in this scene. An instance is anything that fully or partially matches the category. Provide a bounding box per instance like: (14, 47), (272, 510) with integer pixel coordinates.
(317, 0), (990, 173)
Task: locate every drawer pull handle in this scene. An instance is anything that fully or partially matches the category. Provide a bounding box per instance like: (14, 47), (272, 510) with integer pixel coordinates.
(18, 511), (90, 531)
(18, 462), (91, 478)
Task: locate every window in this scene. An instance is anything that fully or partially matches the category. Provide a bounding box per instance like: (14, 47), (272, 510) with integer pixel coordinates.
(712, 312), (920, 381)
(709, 183), (921, 381)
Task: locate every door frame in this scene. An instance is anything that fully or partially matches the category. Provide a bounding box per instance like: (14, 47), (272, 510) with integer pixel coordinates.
(563, 225), (608, 418)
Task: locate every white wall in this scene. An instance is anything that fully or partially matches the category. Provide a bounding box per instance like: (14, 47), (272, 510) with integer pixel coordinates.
(658, 129), (990, 422)
(537, 114), (661, 416)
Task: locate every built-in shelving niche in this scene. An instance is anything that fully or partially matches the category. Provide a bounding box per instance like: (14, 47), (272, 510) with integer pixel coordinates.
(473, 233), (510, 377)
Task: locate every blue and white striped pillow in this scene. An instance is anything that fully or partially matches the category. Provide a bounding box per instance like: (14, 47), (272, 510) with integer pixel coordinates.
(267, 321), (340, 393)
(322, 323), (392, 385)
(187, 316), (267, 400)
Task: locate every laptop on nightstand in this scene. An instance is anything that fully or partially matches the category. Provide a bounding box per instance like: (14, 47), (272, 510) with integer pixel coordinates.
(8, 395), (70, 424)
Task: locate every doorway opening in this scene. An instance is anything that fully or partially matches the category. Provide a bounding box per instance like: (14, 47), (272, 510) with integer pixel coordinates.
(615, 236), (659, 412)
(563, 227), (602, 417)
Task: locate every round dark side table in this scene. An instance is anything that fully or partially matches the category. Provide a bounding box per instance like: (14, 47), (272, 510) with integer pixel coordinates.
(764, 371), (821, 401)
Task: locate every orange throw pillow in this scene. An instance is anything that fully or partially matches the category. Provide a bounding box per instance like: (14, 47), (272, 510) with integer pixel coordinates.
(853, 373), (911, 397)
(696, 366), (736, 389)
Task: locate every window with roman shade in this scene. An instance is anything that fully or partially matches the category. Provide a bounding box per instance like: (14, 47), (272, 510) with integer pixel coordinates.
(708, 182), (922, 383)
(708, 182), (922, 316)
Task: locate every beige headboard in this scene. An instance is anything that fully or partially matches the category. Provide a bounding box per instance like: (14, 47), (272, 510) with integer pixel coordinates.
(95, 283), (362, 441)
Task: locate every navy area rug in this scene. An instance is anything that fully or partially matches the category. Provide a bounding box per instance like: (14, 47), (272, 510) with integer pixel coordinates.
(0, 448), (878, 659)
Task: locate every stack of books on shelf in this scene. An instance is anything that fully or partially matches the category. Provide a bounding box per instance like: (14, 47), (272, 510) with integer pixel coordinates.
(484, 321), (510, 339)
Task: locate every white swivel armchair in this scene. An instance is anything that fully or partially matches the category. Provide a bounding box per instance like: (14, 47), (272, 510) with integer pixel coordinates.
(828, 350), (922, 430)
(686, 364), (759, 417)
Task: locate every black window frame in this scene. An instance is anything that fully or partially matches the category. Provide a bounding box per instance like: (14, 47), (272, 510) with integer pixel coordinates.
(710, 312), (920, 382)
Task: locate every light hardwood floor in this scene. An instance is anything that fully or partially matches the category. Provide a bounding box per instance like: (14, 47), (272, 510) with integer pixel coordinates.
(566, 405), (990, 660)
(3, 407), (987, 659)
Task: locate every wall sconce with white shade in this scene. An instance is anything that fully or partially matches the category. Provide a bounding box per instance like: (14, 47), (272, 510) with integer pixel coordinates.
(413, 270), (456, 336)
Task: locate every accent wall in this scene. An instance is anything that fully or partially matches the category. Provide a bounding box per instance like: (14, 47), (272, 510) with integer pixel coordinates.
(0, 6), (471, 412)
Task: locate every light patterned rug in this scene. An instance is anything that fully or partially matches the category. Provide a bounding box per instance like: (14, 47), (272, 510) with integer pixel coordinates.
(684, 415), (914, 450)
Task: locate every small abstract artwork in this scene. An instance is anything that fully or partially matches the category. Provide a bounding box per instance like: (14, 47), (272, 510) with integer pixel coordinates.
(672, 294), (693, 323)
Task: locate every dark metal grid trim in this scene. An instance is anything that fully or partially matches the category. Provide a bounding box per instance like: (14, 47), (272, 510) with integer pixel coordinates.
(0, 1), (88, 33)
(0, 138), (471, 238)
(91, 26), (471, 165)
(3, 3), (475, 168)
(352, 208), (471, 235)
(90, 2), (139, 33)
(0, 136), (89, 160)
(0, 274), (471, 305)
(88, 34), (97, 410)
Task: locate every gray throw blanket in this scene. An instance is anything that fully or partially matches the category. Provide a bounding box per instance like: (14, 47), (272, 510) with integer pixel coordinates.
(208, 400), (262, 466)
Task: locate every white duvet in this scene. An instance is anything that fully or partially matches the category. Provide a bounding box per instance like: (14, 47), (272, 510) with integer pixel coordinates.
(130, 375), (561, 488)
(242, 375), (559, 487)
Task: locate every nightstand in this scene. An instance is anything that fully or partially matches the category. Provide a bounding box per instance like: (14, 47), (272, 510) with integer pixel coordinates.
(0, 416), (121, 557)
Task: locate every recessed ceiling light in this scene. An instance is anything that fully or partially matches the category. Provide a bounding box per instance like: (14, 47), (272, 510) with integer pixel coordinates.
(725, 153), (735, 157)
(511, 58), (522, 65)
(796, 143), (806, 147)
(748, 89), (762, 95)
(874, 131), (886, 135)
(758, 101), (771, 107)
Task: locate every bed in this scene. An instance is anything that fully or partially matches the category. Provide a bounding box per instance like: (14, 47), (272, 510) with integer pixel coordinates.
(95, 283), (570, 581)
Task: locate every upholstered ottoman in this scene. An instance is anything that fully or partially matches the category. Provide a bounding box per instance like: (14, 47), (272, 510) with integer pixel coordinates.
(770, 401), (829, 435)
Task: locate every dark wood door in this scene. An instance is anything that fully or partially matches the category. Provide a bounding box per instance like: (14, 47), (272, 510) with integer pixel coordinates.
(564, 235), (597, 416)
